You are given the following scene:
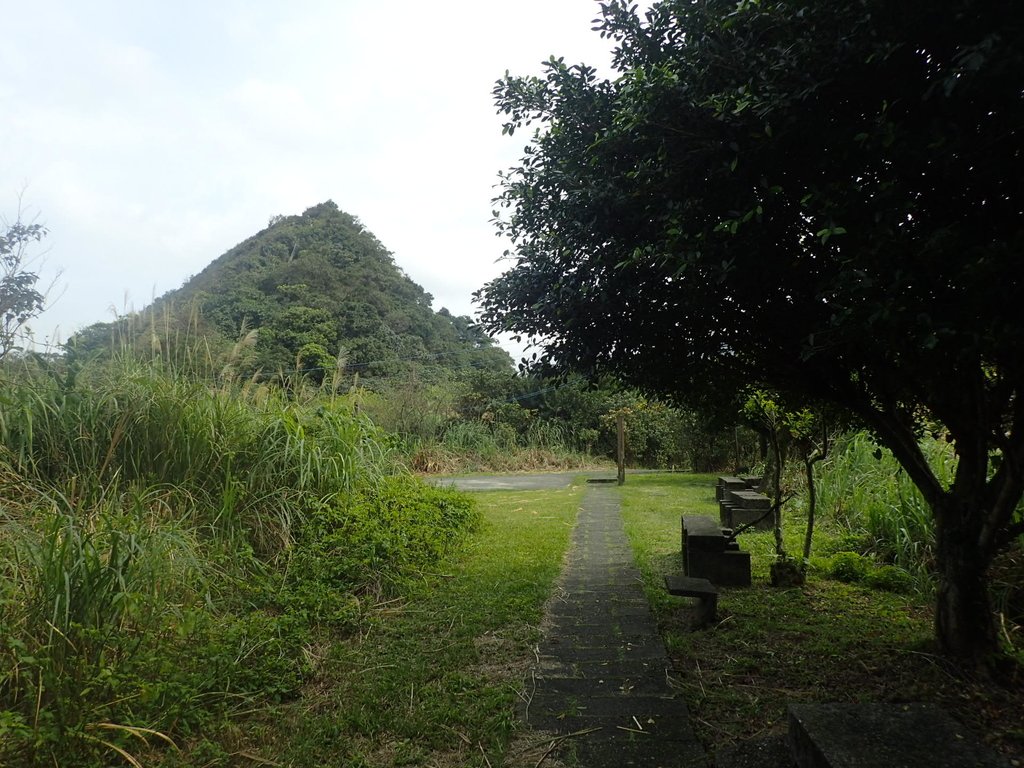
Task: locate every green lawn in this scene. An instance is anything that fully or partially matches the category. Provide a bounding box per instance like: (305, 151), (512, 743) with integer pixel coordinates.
(214, 483), (582, 768)
(157, 472), (1022, 765)
(618, 473), (1024, 760)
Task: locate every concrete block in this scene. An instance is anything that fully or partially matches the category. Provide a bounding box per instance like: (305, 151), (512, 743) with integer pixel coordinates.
(719, 501), (735, 527)
(684, 515), (726, 543)
(787, 703), (1009, 768)
(728, 490), (772, 510)
(664, 574), (718, 625)
(682, 515), (722, 573)
(740, 475), (763, 490)
(730, 507), (774, 531)
(682, 515), (752, 586)
(716, 476), (746, 501)
(688, 549), (751, 587)
(721, 501), (771, 530)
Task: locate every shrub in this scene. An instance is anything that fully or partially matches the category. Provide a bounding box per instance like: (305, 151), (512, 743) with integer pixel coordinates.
(828, 551), (871, 583)
(865, 565), (915, 594)
(293, 476), (480, 598)
(817, 530), (872, 557)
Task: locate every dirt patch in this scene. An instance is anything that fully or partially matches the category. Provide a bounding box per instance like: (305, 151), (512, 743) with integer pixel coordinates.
(471, 630), (538, 685)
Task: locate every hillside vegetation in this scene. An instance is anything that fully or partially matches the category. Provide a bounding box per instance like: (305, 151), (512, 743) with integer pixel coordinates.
(56, 200), (739, 475)
(68, 201), (510, 384)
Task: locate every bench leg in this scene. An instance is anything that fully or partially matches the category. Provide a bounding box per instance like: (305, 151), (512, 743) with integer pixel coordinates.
(697, 593), (718, 626)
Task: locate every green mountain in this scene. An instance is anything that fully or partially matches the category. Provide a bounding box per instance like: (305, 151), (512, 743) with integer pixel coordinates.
(69, 201), (511, 381)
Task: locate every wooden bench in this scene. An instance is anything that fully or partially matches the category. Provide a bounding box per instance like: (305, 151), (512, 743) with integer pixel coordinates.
(664, 574), (719, 625)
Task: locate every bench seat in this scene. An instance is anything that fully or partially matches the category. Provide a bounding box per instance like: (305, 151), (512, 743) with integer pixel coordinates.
(664, 574), (718, 625)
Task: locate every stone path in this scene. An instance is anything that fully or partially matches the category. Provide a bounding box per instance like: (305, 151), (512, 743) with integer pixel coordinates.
(521, 483), (707, 767)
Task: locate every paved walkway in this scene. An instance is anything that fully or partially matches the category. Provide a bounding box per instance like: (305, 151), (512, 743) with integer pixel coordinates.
(522, 483), (706, 767)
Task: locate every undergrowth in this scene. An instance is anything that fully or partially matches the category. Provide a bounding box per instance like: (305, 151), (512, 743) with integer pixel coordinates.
(0, 357), (480, 767)
(808, 432), (952, 588)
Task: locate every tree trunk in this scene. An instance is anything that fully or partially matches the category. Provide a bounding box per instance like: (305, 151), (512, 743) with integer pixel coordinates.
(616, 413), (626, 486)
(841, 382), (1023, 665)
(933, 496), (999, 663)
(801, 455), (817, 569)
(769, 431), (786, 559)
(801, 427), (829, 571)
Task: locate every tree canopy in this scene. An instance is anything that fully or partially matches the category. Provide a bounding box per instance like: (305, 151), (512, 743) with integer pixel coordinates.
(479, 0), (1024, 663)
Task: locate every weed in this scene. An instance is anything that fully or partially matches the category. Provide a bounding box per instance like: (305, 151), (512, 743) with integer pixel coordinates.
(216, 485), (581, 768)
(808, 432), (949, 588)
(829, 551), (871, 583)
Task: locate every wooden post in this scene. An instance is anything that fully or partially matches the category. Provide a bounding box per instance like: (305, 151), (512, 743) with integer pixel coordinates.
(617, 413), (626, 485)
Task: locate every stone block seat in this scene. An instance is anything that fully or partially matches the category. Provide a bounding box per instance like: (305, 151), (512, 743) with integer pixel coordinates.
(787, 703), (1010, 768)
(681, 515), (751, 587)
(715, 475), (747, 502)
(719, 486), (774, 531)
(715, 703), (1008, 768)
(664, 574), (718, 625)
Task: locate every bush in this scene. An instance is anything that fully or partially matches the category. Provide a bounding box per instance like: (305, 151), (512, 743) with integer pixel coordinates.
(828, 551), (871, 583)
(825, 552), (915, 594)
(865, 565), (915, 594)
(291, 476), (481, 598)
(817, 530), (872, 556)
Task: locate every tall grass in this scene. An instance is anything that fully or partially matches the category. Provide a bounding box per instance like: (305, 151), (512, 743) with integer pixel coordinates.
(407, 418), (599, 474)
(0, 355), (476, 766)
(0, 357), (388, 551)
(812, 431), (955, 588)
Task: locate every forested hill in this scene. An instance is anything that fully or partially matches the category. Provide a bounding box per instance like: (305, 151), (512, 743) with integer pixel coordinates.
(69, 201), (511, 381)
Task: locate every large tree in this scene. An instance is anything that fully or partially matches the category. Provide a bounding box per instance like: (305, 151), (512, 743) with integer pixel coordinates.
(479, 0), (1024, 663)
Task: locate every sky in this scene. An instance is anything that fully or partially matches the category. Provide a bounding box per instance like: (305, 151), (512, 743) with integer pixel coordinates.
(1, 0), (627, 357)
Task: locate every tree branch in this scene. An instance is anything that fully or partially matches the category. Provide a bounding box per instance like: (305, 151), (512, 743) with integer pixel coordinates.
(835, 380), (944, 508)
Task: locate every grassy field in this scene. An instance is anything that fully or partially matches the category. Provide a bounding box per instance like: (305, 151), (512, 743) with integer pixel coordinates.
(0, 357), (591, 767)
(618, 473), (1024, 761)
(207, 483), (583, 768)
(5, 393), (1021, 768)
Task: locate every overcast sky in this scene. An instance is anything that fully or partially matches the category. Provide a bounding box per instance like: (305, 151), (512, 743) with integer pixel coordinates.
(2, 0), (627, 356)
